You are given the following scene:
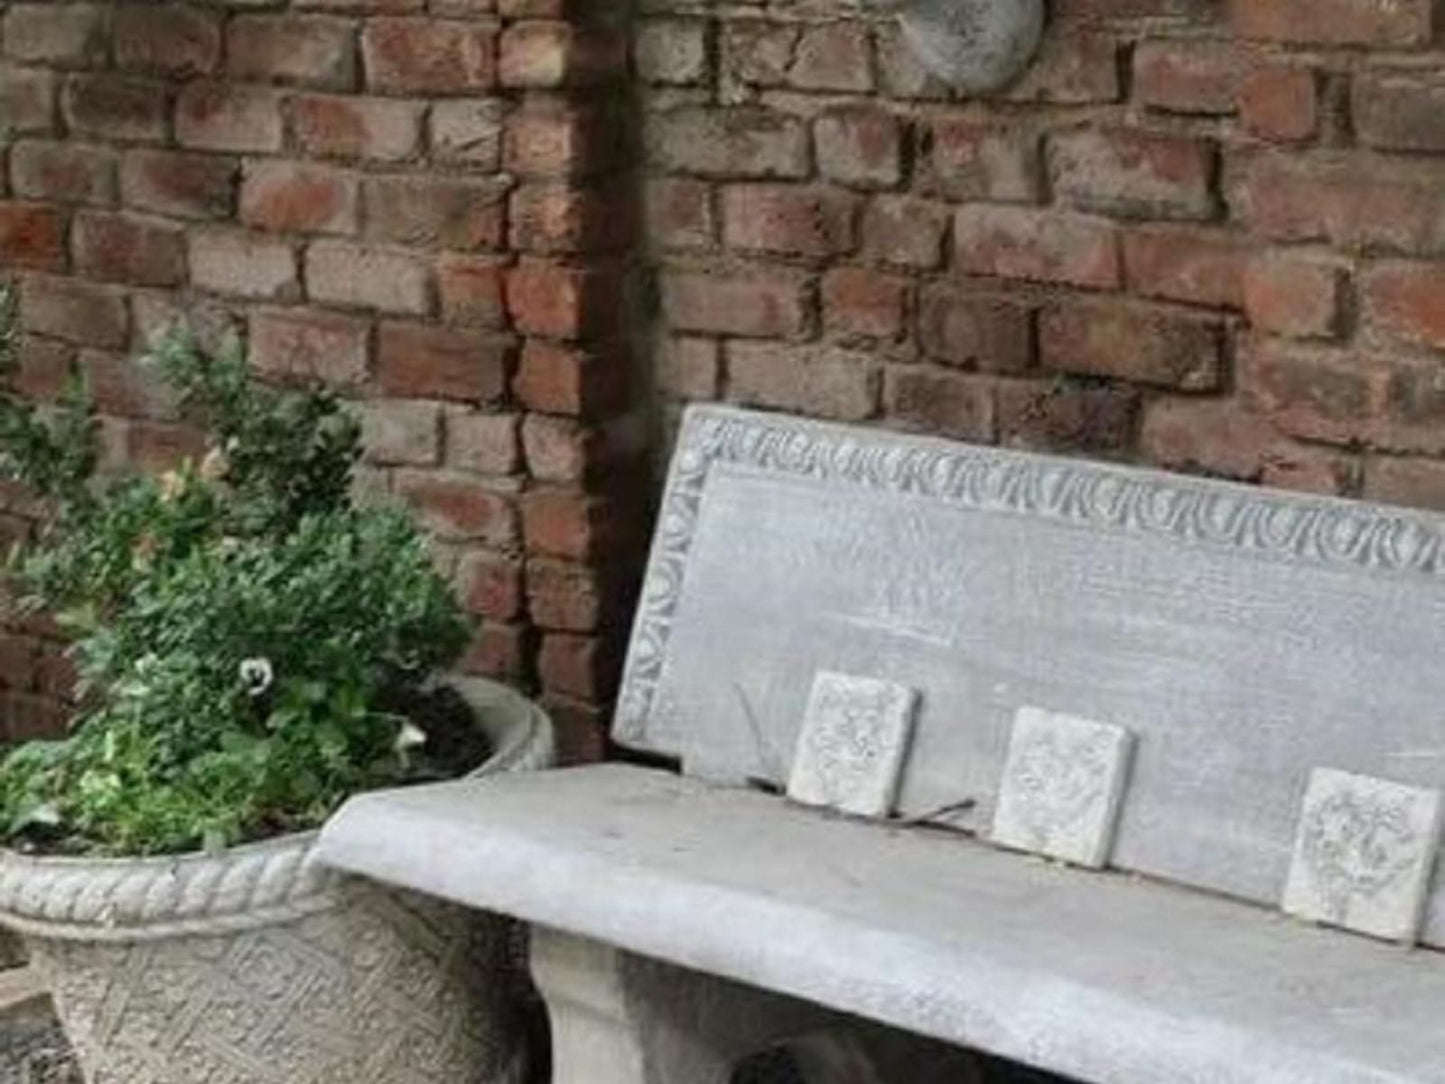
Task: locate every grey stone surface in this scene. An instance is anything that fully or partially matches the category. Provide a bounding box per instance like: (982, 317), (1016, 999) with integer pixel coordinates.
(1283, 768), (1443, 944)
(990, 707), (1132, 869)
(618, 406), (1445, 949)
(785, 672), (918, 818)
(882, 0), (1045, 92)
(319, 764), (1445, 1084)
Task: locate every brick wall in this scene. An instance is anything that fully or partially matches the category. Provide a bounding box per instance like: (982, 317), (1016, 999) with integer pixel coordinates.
(8, 0), (1445, 753)
(0, 0), (643, 761)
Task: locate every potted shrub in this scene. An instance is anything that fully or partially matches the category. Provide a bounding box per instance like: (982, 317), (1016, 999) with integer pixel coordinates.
(0, 293), (552, 1084)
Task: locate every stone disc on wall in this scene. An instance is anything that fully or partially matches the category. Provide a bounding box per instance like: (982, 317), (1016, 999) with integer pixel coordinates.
(890, 0), (1045, 92)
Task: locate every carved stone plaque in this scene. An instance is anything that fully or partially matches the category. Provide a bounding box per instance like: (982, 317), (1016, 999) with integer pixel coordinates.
(787, 672), (918, 818)
(1283, 768), (1443, 943)
(990, 707), (1133, 868)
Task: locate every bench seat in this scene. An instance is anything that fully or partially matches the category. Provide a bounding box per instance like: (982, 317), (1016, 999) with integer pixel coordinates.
(318, 763), (1445, 1084)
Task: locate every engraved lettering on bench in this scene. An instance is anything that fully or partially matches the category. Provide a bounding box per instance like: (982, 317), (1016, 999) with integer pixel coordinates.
(1283, 768), (1443, 944)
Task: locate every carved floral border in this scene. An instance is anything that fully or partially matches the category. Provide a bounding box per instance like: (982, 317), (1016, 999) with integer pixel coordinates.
(614, 406), (1445, 747)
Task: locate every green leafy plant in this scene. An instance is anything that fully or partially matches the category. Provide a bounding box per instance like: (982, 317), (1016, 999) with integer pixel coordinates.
(0, 288), (475, 856)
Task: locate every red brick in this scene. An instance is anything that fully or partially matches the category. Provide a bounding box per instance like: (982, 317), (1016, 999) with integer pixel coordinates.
(72, 211), (185, 287)
(0, 65), (56, 134)
(377, 322), (510, 401)
(513, 340), (628, 417)
(813, 107), (903, 189)
(1134, 41), (1239, 115)
(921, 119), (1040, 203)
(660, 268), (811, 338)
(520, 488), (613, 559)
(459, 623), (530, 684)
(722, 18), (799, 89)
(1363, 457), (1445, 511)
(431, 99), (504, 165)
(646, 179), (715, 251)
(538, 633), (619, 700)
(228, 16), (356, 90)
(13, 336), (74, 400)
(0, 202), (65, 272)
(1384, 361), (1445, 449)
(241, 161), (358, 235)
(656, 336), (719, 399)
(249, 308), (370, 386)
(361, 400), (440, 467)
(505, 100), (615, 177)
(1050, 128), (1216, 221)
(1238, 65), (1319, 142)
(721, 184), (856, 259)
(396, 471), (517, 543)
(917, 286), (1034, 373)
(292, 95), (424, 161)
(62, 76), (167, 143)
(511, 181), (631, 254)
(886, 368), (994, 441)
(447, 409), (519, 473)
(1354, 71), (1445, 153)
(2, 4), (107, 67)
(21, 276), (128, 349)
(1229, 152), (1445, 254)
(538, 692), (607, 764)
(522, 414), (599, 483)
(189, 229), (299, 301)
(1003, 31), (1121, 104)
(6, 693), (68, 743)
(498, 22), (625, 88)
(862, 195), (949, 269)
(1040, 300), (1222, 390)
(10, 141), (114, 205)
(822, 267), (908, 342)
(998, 380), (1140, 453)
(176, 82), (285, 154)
(1243, 255), (1344, 339)
(457, 549), (523, 620)
(1243, 337), (1386, 445)
(645, 107), (808, 180)
(0, 635), (38, 693)
(527, 556), (626, 632)
(954, 206), (1120, 289)
(114, 6), (221, 77)
(82, 348), (176, 419)
(1363, 262), (1445, 352)
(1227, 0), (1433, 47)
(787, 23), (871, 93)
(363, 18), (496, 94)
(634, 18), (710, 86)
(306, 240), (430, 313)
(728, 342), (878, 421)
(506, 259), (621, 339)
(120, 150), (237, 220)
(437, 254), (506, 327)
(363, 175), (507, 249)
(1122, 227), (1246, 309)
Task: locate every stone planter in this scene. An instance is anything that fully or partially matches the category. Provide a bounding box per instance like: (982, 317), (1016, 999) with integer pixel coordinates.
(0, 677), (554, 1084)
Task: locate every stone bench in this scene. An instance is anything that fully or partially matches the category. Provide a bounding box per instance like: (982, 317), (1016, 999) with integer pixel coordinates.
(319, 406), (1445, 1084)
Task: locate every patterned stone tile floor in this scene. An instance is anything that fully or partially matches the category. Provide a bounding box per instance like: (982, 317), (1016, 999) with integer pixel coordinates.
(0, 976), (79, 1084)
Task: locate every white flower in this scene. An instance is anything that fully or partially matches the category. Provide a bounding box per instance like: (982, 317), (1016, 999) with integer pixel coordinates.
(395, 721), (427, 753)
(239, 657), (274, 697)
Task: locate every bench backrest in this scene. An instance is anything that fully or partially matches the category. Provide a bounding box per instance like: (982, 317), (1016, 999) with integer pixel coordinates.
(616, 406), (1445, 948)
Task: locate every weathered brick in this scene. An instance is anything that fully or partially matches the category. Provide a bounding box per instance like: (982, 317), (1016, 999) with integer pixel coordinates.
(1243, 337), (1386, 445)
(1354, 71), (1445, 153)
(0, 201), (66, 272)
(822, 267), (908, 343)
(241, 161), (359, 235)
(395, 470), (517, 543)
(361, 400), (441, 466)
(447, 409), (519, 474)
(646, 107), (808, 180)
(723, 18), (798, 89)
(120, 150), (237, 220)
(863, 195), (949, 269)
(115, 5), (221, 77)
(21, 276), (128, 349)
(1050, 128), (1216, 221)
(72, 211), (185, 287)
(511, 181), (631, 254)
(1134, 41), (1239, 115)
(12, 336), (72, 401)
(305, 240), (430, 314)
(886, 368), (994, 440)
(1363, 262), (1445, 352)
(10, 141), (114, 205)
(363, 175), (507, 249)
(437, 254), (506, 327)
(293, 95), (424, 161)
(520, 488), (615, 559)
(498, 22), (624, 88)
(728, 342), (878, 421)
(505, 100), (614, 176)
(1040, 300), (1222, 390)
(1228, 0), (1433, 47)
(229, 15), (356, 90)
(1003, 31), (1120, 104)
(1364, 457), (1445, 511)
(82, 348), (176, 419)
(3, 4), (107, 67)
(363, 18), (496, 94)
(1243, 254), (1344, 339)
(63, 76), (167, 143)
(722, 184), (856, 259)
(189, 229), (299, 301)
(176, 82), (285, 154)
(634, 18), (709, 86)
(377, 322), (510, 401)
(660, 267), (810, 338)
(646, 179), (714, 251)
(921, 119), (1040, 203)
(249, 307), (370, 386)
(523, 414), (605, 483)
(998, 379), (1140, 454)
(431, 99), (504, 165)
(506, 259), (621, 339)
(1122, 227), (1246, 308)
(788, 23), (871, 93)
(814, 107), (902, 189)
(513, 340), (627, 417)
(456, 549), (523, 620)
(917, 286), (1034, 373)
(460, 623), (529, 684)
(0, 65), (56, 134)
(954, 206), (1120, 289)
(538, 633), (619, 700)
(1238, 65), (1319, 142)
(656, 336), (720, 399)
